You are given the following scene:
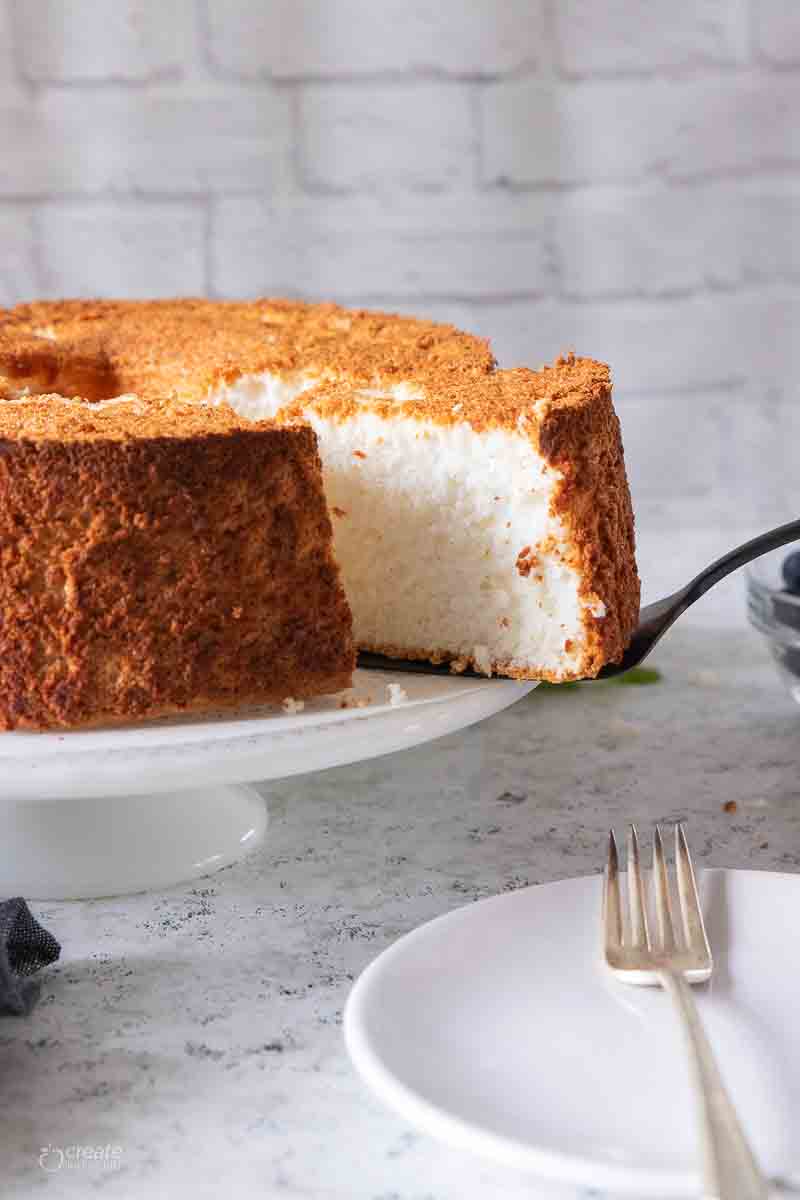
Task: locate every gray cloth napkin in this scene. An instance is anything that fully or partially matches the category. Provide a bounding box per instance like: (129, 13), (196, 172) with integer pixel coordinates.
(0, 898), (60, 1015)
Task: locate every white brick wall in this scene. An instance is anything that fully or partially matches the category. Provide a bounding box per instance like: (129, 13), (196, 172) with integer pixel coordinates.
(0, 87), (293, 195)
(555, 188), (716, 298)
(554, 1), (748, 75)
(213, 192), (552, 298)
(755, 0), (800, 65)
(0, 204), (36, 300)
(298, 84), (475, 191)
(0, 0), (797, 624)
(37, 201), (207, 297)
(481, 75), (800, 186)
(206, 0), (545, 78)
(15, 0), (193, 83)
(0, 0), (16, 82)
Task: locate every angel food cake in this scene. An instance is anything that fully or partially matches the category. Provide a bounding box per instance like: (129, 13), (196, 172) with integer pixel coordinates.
(0, 299), (640, 719)
(0, 394), (354, 730)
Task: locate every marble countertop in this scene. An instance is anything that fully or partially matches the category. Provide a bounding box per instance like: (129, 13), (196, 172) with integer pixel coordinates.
(3, 623), (799, 1199)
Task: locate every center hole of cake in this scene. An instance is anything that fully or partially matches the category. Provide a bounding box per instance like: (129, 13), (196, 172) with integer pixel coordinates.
(55, 362), (124, 404)
(1, 357), (123, 405)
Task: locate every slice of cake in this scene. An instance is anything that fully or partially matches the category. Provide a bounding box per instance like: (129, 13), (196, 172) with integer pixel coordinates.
(0, 395), (354, 730)
(0, 299), (640, 685)
(214, 356), (638, 681)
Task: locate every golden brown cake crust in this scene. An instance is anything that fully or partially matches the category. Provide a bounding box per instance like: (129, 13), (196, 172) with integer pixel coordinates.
(534, 355), (640, 678)
(0, 299), (639, 684)
(0, 298), (495, 404)
(0, 398), (354, 730)
(0, 392), (275, 440)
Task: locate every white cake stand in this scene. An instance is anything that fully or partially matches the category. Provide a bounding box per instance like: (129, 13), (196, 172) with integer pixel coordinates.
(0, 670), (535, 900)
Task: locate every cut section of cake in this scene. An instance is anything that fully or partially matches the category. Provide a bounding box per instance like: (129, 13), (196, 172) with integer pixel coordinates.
(0, 299), (640, 685)
(212, 355), (639, 682)
(0, 395), (354, 730)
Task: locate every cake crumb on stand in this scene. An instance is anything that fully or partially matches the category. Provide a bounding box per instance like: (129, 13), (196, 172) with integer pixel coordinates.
(473, 645), (492, 676)
(338, 689), (371, 709)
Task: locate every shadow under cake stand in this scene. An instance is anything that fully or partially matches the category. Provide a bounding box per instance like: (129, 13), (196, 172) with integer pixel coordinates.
(0, 669), (535, 899)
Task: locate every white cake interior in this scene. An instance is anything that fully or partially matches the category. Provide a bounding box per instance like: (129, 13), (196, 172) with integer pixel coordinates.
(209, 372), (589, 674)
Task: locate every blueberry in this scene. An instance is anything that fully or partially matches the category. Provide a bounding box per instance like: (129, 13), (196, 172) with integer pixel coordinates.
(782, 549), (800, 594)
(776, 548), (800, 632)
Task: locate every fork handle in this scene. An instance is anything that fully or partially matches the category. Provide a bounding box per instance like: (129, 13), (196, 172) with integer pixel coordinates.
(658, 969), (768, 1200)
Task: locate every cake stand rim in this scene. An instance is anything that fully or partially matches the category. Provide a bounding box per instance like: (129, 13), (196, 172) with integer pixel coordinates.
(0, 672), (538, 801)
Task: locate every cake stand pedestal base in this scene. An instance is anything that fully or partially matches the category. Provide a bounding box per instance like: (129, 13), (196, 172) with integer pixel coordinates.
(0, 784), (268, 900)
(0, 670), (535, 900)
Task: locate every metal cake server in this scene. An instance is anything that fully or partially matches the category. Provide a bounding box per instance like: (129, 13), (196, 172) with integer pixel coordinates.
(357, 516), (800, 681)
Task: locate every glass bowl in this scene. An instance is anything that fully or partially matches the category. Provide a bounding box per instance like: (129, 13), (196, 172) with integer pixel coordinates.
(746, 546), (800, 704)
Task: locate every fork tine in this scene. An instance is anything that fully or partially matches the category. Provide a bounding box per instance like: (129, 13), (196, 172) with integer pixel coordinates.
(653, 824), (677, 952)
(603, 830), (623, 952)
(626, 824), (650, 949)
(675, 823), (712, 959)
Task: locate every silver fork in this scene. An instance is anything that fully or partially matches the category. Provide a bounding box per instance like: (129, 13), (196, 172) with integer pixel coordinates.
(603, 824), (768, 1199)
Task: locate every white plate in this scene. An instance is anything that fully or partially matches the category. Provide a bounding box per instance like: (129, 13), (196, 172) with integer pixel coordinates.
(345, 870), (800, 1196)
